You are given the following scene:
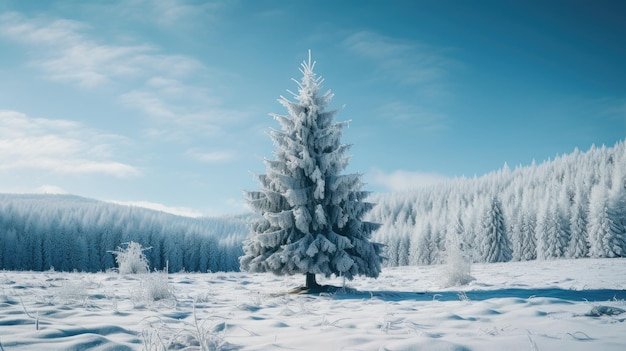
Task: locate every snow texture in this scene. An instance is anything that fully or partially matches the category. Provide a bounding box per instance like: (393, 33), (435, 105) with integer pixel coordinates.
(0, 258), (624, 350)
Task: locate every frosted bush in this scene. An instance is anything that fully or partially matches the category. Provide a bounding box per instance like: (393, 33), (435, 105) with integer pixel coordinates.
(109, 242), (151, 275)
(141, 270), (174, 302)
(442, 243), (474, 287)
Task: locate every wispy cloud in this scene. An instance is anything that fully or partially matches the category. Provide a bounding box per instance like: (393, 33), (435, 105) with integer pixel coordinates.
(343, 31), (456, 131)
(375, 101), (447, 132)
(94, 0), (228, 29)
(600, 97), (626, 121)
(0, 110), (139, 177)
(368, 168), (449, 192)
(343, 31), (455, 94)
(0, 10), (252, 140)
(0, 12), (203, 88)
(107, 200), (204, 218)
(118, 75), (250, 139)
(186, 149), (237, 163)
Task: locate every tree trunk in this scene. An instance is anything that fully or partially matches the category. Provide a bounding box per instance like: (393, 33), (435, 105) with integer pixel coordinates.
(305, 273), (319, 289)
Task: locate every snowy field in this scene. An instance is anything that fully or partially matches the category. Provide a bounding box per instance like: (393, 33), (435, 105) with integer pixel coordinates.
(1, 259), (625, 351)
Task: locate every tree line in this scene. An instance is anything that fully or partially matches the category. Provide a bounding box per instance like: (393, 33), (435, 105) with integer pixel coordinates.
(0, 194), (247, 272)
(1, 140), (624, 273)
(367, 140), (626, 266)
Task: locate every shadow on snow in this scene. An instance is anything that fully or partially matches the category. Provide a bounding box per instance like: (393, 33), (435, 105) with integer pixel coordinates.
(328, 288), (626, 303)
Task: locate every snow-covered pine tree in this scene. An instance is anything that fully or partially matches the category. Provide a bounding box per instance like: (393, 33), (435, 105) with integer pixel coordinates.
(588, 184), (626, 258)
(509, 210), (523, 261)
(411, 223), (435, 265)
(240, 52), (384, 289)
(537, 200), (569, 259)
(568, 190), (589, 258)
(479, 196), (512, 263)
(397, 233), (411, 266)
(451, 208), (471, 255)
(518, 209), (537, 261)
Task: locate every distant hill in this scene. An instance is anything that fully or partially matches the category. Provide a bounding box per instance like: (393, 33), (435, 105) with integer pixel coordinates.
(367, 140), (626, 266)
(0, 194), (249, 272)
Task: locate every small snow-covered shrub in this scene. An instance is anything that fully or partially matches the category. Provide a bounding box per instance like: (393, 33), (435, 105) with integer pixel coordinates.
(141, 270), (174, 302)
(442, 243), (474, 287)
(109, 242), (151, 275)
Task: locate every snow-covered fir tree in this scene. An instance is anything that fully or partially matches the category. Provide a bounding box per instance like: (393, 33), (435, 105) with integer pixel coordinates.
(568, 189), (589, 258)
(510, 210), (523, 261)
(450, 208), (472, 257)
(479, 196), (512, 263)
(518, 209), (537, 261)
(537, 189), (570, 259)
(588, 184), (625, 258)
(239, 52), (384, 289)
(411, 223), (435, 265)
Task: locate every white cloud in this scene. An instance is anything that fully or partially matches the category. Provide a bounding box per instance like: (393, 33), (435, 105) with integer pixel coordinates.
(33, 185), (68, 194)
(108, 200), (204, 218)
(0, 13), (84, 45)
(119, 90), (177, 120)
(203, 197), (250, 217)
(0, 11), (253, 141)
(368, 168), (449, 192)
(186, 149), (236, 163)
(119, 81), (229, 126)
(0, 110), (139, 178)
(0, 12), (204, 88)
(0, 12), (155, 87)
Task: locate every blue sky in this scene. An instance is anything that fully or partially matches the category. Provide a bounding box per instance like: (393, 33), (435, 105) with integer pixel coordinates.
(0, 0), (624, 216)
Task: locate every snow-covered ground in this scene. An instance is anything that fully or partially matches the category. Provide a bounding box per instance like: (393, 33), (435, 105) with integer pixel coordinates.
(1, 258), (625, 350)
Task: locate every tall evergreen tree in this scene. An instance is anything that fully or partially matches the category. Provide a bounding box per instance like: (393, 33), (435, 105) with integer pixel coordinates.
(411, 223), (435, 265)
(479, 196), (512, 263)
(588, 185), (626, 258)
(240, 53), (384, 288)
(509, 211), (523, 261)
(537, 200), (569, 259)
(518, 210), (537, 261)
(568, 190), (589, 258)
